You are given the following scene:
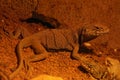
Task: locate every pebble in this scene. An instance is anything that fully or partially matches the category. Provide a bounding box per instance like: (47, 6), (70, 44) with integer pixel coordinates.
(30, 74), (63, 80)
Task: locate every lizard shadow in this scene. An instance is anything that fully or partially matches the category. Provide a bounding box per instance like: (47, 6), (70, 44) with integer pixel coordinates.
(79, 46), (93, 54)
(78, 66), (89, 73)
(20, 17), (56, 29)
(71, 47), (94, 60)
(20, 12), (61, 29)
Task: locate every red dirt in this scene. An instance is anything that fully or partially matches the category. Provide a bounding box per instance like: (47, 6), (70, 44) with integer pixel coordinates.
(0, 0), (120, 80)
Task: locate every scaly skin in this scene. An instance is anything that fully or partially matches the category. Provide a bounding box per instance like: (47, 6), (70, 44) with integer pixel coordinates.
(80, 57), (109, 80)
(105, 57), (120, 80)
(1, 25), (109, 80)
(80, 56), (120, 80)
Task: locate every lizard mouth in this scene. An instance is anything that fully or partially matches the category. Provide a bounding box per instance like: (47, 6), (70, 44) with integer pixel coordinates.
(84, 25), (109, 36)
(93, 24), (110, 34)
(95, 26), (109, 35)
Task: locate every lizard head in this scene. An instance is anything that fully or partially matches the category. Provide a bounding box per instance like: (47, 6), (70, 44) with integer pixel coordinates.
(80, 24), (109, 43)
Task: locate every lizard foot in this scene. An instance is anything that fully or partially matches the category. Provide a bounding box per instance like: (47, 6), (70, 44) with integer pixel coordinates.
(82, 42), (103, 56)
(23, 59), (33, 79)
(23, 60), (29, 71)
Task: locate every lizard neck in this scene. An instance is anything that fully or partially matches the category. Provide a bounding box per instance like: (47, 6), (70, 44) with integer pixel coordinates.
(78, 27), (98, 45)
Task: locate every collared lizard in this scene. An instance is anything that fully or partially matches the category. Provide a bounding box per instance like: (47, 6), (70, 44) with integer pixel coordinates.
(0, 25), (109, 80)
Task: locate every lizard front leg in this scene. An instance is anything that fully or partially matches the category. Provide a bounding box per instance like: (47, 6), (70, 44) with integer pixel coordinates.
(71, 44), (81, 60)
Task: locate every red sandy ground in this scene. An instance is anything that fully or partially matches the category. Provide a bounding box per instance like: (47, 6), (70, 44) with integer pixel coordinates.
(0, 0), (120, 80)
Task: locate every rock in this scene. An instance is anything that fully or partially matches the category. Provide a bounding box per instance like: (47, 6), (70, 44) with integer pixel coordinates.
(30, 74), (63, 80)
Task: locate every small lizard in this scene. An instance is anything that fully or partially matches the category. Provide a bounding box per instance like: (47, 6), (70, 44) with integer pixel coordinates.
(80, 57), (109, 80)
(105, 57), (120, 80)
(1, 25), (109, 80)
(80, 56), (120, 80)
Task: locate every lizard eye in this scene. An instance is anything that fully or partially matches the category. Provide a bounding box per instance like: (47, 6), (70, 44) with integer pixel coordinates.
(95, 26), (100, 30)
(94, 26), (103, 31)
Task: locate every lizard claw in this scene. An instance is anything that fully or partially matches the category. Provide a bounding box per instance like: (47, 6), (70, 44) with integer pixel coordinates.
(23, 60), (30, 71)
(23, 59), (33, 79)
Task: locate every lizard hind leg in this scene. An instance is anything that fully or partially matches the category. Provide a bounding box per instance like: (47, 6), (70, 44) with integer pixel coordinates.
(28, 41), (50, 62)
(24, 41), (50, 78)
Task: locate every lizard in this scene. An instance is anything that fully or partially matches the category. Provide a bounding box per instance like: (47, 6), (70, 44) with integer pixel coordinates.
(105, 57), (120, 80)
(79, 56), (109, 80)
(0, 25), (109, 80)
(80, 56), (120, 80)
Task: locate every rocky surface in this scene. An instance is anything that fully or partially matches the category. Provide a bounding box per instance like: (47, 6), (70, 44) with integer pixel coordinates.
(0, 0), (120, 80)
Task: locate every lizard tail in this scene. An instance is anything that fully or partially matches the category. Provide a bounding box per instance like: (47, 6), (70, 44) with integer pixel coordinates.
(9, 39), (27, 80)
(9, 41), (23, 79)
